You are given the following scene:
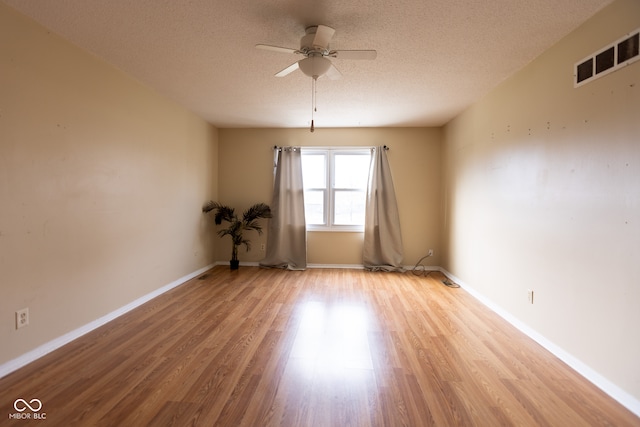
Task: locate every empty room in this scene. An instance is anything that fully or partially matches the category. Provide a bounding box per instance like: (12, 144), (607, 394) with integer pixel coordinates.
(1, 0), (639, 425)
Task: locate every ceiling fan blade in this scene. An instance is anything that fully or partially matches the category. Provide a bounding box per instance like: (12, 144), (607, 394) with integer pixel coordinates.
(325, 63), (342, 80)
(330, 50), (377, 60)
(275, 61), (299, 77)
(313, 25), (335, 49)
(255, 44), (298, 54)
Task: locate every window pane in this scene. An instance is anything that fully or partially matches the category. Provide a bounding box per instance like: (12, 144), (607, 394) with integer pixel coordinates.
(304, 190), (325, 225)
(334, 190), (366, 225)
(302, 154), (326, 189)
(334, 154), (370, 189)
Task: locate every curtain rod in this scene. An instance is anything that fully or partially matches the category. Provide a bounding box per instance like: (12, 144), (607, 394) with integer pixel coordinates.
(370, 145), (390, 153)
(272, 146), (301, 152)
(273, 145), (389, 150)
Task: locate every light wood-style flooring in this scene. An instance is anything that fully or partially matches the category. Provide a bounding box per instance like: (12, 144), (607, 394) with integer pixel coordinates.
(1, 267), (638, 426)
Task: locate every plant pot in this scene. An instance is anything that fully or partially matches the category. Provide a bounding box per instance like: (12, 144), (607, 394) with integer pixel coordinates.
(230, 259), (240, 270)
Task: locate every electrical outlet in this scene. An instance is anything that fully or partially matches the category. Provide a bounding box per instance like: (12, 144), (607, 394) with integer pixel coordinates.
(527, 289), (534, 304)
(428, 249), (433, 257)
(16, 308), (29, 329)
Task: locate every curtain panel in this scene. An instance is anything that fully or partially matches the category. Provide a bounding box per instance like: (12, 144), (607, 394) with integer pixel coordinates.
(363, 146), (404, 271)
(260, 147), (307, 270)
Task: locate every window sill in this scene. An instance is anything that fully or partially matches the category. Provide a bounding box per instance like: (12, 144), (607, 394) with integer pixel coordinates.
(307, 226), (364, 233)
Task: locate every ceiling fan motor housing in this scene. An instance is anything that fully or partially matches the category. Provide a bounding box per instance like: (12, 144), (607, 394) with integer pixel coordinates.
(301, 26), (328, 52)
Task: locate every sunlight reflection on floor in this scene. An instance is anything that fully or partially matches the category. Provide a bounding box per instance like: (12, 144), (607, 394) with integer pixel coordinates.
(289, 300), (374, 382)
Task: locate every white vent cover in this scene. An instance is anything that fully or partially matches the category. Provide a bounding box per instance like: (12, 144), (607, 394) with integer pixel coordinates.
(574, 27), (639, 87)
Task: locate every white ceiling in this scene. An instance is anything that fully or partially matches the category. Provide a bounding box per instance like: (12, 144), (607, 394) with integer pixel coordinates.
(4, 0), (613, 128)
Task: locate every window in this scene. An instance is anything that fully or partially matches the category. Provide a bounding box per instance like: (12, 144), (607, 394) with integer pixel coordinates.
(301, 148), (371, 231)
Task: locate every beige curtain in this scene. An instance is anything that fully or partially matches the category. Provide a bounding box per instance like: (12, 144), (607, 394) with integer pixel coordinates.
(260, 147), (307, 270)
(363, 146), (404, 271)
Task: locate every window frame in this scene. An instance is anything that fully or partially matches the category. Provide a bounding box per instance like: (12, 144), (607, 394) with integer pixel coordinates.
(301, 147), (372, 232)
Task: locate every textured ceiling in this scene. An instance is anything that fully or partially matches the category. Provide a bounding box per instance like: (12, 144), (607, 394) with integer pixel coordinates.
(3, 0), (613, 128)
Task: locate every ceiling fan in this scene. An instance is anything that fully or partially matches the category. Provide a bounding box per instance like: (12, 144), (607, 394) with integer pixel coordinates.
(256, 25), (377, 80)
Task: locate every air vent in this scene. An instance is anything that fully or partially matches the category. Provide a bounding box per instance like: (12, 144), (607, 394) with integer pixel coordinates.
(574, 28), (639, 87)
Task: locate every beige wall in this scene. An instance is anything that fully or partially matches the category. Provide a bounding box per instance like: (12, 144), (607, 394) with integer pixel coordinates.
(0, 4), (219, 365)
(218, 127), (442, 266)
(443, 0), (640, 401)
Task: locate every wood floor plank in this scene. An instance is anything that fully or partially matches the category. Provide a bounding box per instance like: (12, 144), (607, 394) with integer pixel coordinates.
(1, 266), (638, 426)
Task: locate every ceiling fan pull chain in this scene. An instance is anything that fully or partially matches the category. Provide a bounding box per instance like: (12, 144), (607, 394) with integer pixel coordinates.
(310, 77), (316, 132)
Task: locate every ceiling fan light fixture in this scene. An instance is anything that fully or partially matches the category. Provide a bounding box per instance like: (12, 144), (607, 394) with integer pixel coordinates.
(298, 56), (331, 78)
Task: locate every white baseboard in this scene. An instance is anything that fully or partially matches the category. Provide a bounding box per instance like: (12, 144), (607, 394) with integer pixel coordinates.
(0, 263), (214, 379)
(308, 263), (365, 269)
(217, 261), (364, 269)
(217, 261), (437, 270)
(439, 268), (640, 418)
(404, 264), (440, 272)
(215, 261), (260, 267)
(216, 261), (436, 271)
(308, 263), (438, 271)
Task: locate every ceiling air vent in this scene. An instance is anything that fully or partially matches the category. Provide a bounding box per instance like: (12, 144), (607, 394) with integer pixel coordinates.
(574, 27), (639, 87)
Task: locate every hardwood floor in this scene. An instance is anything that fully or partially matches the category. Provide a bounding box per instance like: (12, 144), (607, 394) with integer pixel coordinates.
(1, 267), (638, 426)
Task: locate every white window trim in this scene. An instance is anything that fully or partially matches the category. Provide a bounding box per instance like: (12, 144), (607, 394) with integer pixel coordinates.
(301, 147), (373, 232)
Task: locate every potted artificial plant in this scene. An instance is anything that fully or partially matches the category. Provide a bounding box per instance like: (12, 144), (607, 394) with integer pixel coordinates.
(202, 201), (272, 270)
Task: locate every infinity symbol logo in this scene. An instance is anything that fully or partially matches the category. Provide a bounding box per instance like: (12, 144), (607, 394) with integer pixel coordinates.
(14, 398), (42, 412)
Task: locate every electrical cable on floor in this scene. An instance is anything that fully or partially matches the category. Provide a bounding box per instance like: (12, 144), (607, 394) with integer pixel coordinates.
(411, 254), (433, 277)
(441, 278), (460, 288)
(411, 253), (460, 288)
